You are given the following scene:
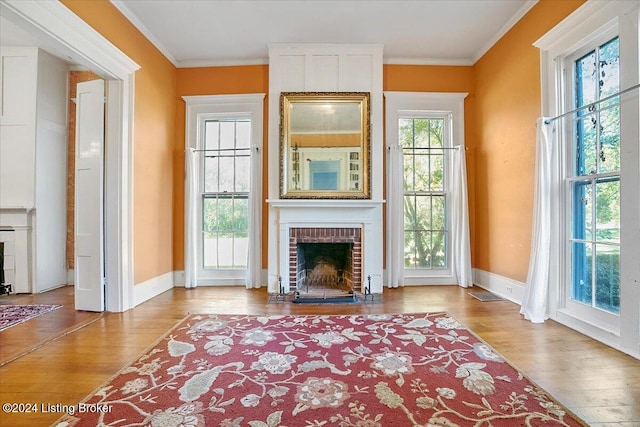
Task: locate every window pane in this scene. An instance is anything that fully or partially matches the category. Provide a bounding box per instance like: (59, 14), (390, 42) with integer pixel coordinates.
(204, 157), (219, 193)
(599, 105), (620, 173)
(404, 195), (416, 229)
(595, 178), (619, 243)
(571, 241), (592, 305)
(429, 154), (444, 191)
(202, 196), (248, 269)
(599, 37), (620, 99)
(205, 121), (220, 150)
(217, 156), (236, 192)
(429, 119), (444, 148)
(431, 195), (446, 231)
(403, 154), (416, 191)
(203, 231), (219, 269)
(235, 155), (250, 192)
(219, 121), (236, 149)
(413, 119), (429, 148)
(576, 117), (597, 175)
(571, 180), (591, 240)
(414, 231), (432, 268)
(432, 231), (447, 268)
(415, 195), (432, 230)
(399, 119), (414, 147)
(233, 197), (249, 233)
(575, 51), (597, 108)
(594, 244), (619, 313)
(404, 231), (416, 268)
(235, 120), (251, 148)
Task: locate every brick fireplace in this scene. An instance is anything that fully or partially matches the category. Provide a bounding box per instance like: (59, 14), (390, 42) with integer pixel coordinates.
(289, 227), (362, 295)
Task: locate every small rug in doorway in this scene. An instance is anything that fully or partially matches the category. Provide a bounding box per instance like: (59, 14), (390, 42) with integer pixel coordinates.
(55, 312), (586, 426)
(0, 304), (62, 332)
(469, 291), (505, 302)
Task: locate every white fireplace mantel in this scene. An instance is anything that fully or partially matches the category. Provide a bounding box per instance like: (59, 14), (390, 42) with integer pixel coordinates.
(267, 199), (384, 295)
(267, 199), (384, 209)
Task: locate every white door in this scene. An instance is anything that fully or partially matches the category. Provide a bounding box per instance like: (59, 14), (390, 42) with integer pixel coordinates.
(74, 79), (105, 311)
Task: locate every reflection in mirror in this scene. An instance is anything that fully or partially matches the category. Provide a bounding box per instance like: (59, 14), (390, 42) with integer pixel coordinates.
(280, 92), (370, 199)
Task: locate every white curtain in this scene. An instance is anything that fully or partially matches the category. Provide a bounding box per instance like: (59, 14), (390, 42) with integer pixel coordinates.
(246, 145), (262, 289)
(520, 118), (556, 323)
(184, 148), (199, 289)
(386, 145), (405, 288)
(451, 146), (473, 288)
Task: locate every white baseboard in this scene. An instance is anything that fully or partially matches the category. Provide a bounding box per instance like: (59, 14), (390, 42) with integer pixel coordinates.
(134, 271), (174, 306)
(172, 270), (268, 287)
(472, 268), (525, 305)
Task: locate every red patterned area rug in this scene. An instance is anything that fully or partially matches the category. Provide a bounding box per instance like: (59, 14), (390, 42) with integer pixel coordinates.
(0, 304), (62, 332)
(56, 313), (586, 427)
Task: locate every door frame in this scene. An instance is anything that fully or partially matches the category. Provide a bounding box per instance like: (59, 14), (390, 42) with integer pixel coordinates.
(1, 0), (140, 311)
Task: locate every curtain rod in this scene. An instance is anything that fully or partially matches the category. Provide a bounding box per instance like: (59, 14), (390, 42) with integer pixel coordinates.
(190, 147), (259, 152)
(544, 83), (640, 124)
(387, 146), (466, 151)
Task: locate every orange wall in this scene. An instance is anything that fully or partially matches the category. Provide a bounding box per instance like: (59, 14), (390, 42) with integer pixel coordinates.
(61, 0), (177, 285)
(173, 66), (269, 270)
(473, 0), (584, 282)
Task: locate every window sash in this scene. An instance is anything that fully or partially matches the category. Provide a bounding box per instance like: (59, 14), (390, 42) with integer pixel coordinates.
(565, 35), (621, 317)
(400, 116), (451, 271)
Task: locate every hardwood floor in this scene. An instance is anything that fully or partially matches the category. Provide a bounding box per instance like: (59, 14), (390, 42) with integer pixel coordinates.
(0, 285), (638, 426)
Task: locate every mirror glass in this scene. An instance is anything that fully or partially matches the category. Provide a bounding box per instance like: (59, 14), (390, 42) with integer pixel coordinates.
(280, 92), (370, 198)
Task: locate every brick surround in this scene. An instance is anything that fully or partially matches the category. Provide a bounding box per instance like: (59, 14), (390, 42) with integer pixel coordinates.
(289, 227), (362, 292)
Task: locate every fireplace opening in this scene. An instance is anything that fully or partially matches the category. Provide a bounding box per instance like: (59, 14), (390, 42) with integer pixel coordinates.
(289, 227), (361, 300)
(297, 242), (353, 295)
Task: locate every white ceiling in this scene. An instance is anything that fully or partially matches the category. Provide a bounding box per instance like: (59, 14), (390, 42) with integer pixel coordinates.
(0, 0), (537, 68)
(111, 0), (537, 67)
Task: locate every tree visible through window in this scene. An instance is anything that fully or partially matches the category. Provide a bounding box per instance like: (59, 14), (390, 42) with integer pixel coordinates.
(202, 119), (251, 269)
(400, 117), (448, 269)
(569, 36), (620, 314)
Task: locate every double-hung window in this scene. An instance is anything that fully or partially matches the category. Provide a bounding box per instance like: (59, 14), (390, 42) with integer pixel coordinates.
(202, 118), (251, 270)
(567, 36), (621, 317)
(184, 94), (264, 286)
(385, 92), (468, 286)
(401, 115), (449, 270)
(536, 0), (639, 354)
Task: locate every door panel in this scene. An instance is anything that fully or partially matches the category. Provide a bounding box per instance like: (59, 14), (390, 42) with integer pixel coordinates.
(74, 79), (105, 312)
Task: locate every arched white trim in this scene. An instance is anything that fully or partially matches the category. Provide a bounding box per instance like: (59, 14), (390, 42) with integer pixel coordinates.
(1, 0), (140, 312)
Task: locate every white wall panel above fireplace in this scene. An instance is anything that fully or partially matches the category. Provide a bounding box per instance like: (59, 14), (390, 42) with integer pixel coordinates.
(267, 44), (385, 294)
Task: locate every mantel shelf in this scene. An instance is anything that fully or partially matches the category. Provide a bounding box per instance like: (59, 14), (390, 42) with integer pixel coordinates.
(266, 199), (385, 209)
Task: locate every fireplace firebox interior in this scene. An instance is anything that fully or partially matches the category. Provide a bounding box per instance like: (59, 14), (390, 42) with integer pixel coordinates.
(289, 227), (362, 299)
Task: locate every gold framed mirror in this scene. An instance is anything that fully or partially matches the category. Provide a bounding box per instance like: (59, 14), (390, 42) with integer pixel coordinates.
(280, 92), (370, 199)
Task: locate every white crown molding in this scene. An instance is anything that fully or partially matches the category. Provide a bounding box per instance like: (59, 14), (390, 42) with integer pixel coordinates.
(1, 0), (140, 78)
(472, 0), (538, 63)
(177, 57), (269, 68)
(109, 0), (177, 67)
(384, 57), (474, 66)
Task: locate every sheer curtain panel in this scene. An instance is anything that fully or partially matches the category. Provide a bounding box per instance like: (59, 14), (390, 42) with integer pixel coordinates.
(184, 148), (199, 289)
(246, 145), (262, 288)
(386, 145), (405, 288)
(520, 118), (556, 323)
(452, 147), (472, 287)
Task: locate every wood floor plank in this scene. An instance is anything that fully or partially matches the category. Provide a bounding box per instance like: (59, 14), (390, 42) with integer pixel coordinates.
(0, 285), (638, 426)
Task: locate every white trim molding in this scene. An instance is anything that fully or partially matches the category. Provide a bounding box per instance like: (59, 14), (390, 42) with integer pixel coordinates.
(535, 0), (640, 358)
